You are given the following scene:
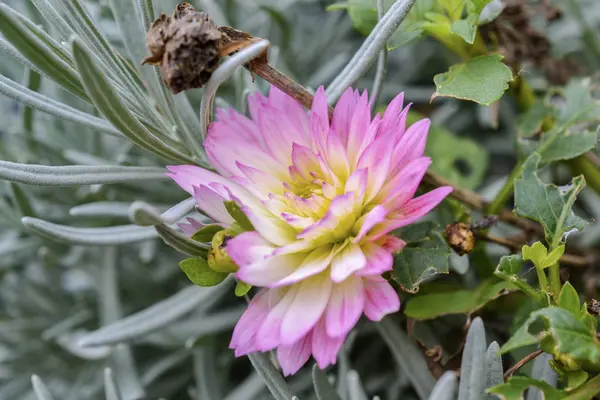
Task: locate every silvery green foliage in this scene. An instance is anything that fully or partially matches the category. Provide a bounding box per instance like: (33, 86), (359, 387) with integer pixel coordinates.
(0, 0), (598, 399)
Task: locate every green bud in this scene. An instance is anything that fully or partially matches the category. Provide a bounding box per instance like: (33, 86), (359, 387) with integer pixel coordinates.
(207, 230), (238, 273)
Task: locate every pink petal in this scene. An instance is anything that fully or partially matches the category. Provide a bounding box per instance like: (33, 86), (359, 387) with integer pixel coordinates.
(291, 143), (321, 180)
(353, 205), (388, 243)
(280, 274), (332, 346)
(330, 87), (358, 147)
(377, 157), (432, 207)
(235, 251), (307, 287)
(236, 161), (283, 197)
(345, 168), (368, 203)
(255, 285), (299, 351)
(378, 94), (408, 139)
(230, 289), (277, 355)
(390, 118), (430, 175)
(277, 332), (312, 376)
(177, 217), (205, 236)
(363, 276), (400, 321)
(345, 90), (371, 162)
(227, 231), (276, 267)
(268, 86), (311, 143)
(310, 86), (329, 154)
(312, 317), (344, 369)
(330, 242), (367, 282)
(270, 245), (336, 287)
(356, 242), (393, 276)
(381, 235), (407, 253)
(192, 184), (234, 225)
(325, 276), (364, 337)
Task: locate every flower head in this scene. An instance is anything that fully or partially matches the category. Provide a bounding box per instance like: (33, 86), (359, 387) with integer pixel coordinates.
(167, 86), (452, 375)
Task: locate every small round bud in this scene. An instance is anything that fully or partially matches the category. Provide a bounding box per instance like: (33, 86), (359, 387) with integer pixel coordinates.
(444, 222), (476, 256)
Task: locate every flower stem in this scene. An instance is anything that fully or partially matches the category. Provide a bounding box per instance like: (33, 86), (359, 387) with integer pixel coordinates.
(564, 373), (600, 400)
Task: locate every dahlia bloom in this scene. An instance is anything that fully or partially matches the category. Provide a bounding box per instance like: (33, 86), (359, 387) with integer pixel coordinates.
(167, 86), (452, 375)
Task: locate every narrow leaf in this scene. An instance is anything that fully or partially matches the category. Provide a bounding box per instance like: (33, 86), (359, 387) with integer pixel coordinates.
(31, 375), (55, 400)
(485, 342), (504, 399)
(78, 281), (231, 347)
(192, 225), (226, 243)
(70, 37), (194, 163)
(224, 201), (255, 231)
(428, 371), (458, 400)
(247, 352), (294, 400)
(458, 317), (487, 400)
(313, 364), (341, 400)
(22, 217), (157, 245)
(526, 353), (558, 400)
(558, 282), (581, 317)
(104, 368), (123, 400)
(155, 225), (209, 257)
(0, 161), (166, 186)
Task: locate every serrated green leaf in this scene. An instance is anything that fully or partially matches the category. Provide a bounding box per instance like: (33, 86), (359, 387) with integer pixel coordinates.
(451, 14), (478, 44)
(191, 225), (225, 243)
(500, 307), (600, 372)
(522, 242), (548, 269)
(558, 282), (581, 316)
(487, 376), (564, 400)
(180, 258), (228, 287)
(224, 201), (255, 232)
(558, 79), (600, 127)
(392, 232), (450, 293)
(234, 281), (252, 297)
(458, 317), (486, 400)
(537, 128), (598, 164)
(495, 255), (523, 277)
(396, 221), (440, 243)
(432, 54), (513, 105)
(405, 279), (516, 320)
(514, 153), (588, 247)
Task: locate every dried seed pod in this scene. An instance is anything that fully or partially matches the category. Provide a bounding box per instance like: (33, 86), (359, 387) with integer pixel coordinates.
(160, 10), (222, 94)
(587, 299), (600, 317)
(445, 222), (476, 256)
(142, 3), (222, 94)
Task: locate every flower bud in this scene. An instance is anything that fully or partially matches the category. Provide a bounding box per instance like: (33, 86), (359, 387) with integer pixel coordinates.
(208, 230), (238, 273)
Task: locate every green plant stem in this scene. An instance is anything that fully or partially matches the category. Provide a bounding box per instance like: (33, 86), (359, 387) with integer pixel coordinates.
(565, 373), (600, 400)
(535, 265), (549, 292)
(548, 262), (561, 299)
(487, 160), (524, 215)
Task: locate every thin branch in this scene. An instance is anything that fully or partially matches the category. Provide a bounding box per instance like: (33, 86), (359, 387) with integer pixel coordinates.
(503, 349), (544, 380)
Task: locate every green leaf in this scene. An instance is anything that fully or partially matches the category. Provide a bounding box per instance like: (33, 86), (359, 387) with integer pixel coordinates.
(558, 79), (600, 127)
(191, 225), (225, 243)
(405, 279), (516, 319)
(180, 258), (228, 287)
(536, 127), (598, 164)
(396, 221), (440, 243)
(514, 153), (588, 247)
(224, 201), (255, 232)
(500, 307), (600, 372)
(387, 20), (425, 50)
(432, 54), (513, 105)
(70, 37), (194, 164)
(517, 101), (555, 139)
(451, 14), (478, 44)
(467, 0), (493, 16)
(495, 255), (523, 277)
(558, 282), (581, 316)
(155, 225), (209, 258)
(522, 242), (548, 268)
(234, 281), (252, 297)
(544, 245), (565, 267)
(487, 376), (564, 400)
(392, 231), (450, 293)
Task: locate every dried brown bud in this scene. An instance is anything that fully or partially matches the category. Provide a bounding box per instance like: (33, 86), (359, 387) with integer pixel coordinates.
(143, 3), (222, 94)
(587, 299), (600, 317)
(445, 222), (476, 256)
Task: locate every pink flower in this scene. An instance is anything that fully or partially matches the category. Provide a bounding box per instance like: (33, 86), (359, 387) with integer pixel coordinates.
(167, 86), (452, 375)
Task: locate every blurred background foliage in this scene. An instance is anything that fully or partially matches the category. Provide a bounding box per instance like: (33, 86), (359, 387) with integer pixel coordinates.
(0, 0), (600, 399)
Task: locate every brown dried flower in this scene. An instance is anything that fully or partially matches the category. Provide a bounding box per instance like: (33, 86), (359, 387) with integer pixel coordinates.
(143, 3), (222, 94)
(445, 222), (476, 256)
